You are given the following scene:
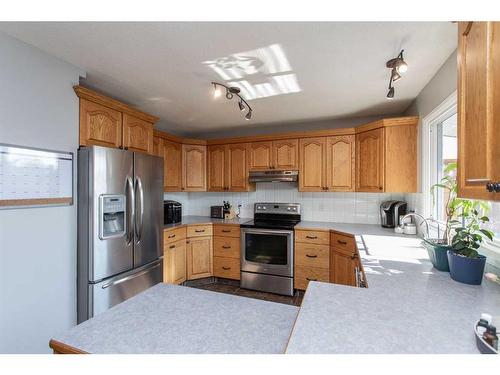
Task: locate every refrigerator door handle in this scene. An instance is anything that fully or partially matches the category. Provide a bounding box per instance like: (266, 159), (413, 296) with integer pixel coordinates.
(126, 176), (135, 245)
(134, 177), (145, 243)
(101, 261), (162, 289)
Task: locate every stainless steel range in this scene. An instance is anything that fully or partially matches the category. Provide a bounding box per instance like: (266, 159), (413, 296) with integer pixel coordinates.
(240, 203), (301, 296)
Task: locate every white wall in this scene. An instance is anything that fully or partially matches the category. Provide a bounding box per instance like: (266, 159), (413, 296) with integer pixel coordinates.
(166, 184), (405, 224)
(0, 33), (84, 353)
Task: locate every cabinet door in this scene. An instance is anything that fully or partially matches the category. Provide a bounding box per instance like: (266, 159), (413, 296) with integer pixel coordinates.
(327, 135), (355, 191)
(458, 21), (498, 200)
(273, 139), (298, 170)
(249, 141), (273, 170)
(163, 140), (182, 192)
(79, 99), (122, 148)
(182, 144), (207, 191)
(227, 143), (250, 191)
(356, 128), (384, 192)
(330, 250), (356, 286)
(122, 113), (154, 154)
(299, 137), (326, 192)
(164, 239), (186, 284)
(153, 136), (163, 157)
(186, 236), (213, 280)
(207, 145), (226, 191)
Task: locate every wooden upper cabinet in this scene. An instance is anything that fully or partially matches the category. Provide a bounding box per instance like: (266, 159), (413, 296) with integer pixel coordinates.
(182, 144), (207, 191)
(208, 145), (226, 191)
(153, 136), (163, 157)
(227, 143), (250, 191)
(122, 113), (154, 154)
(273, 139), (298, 170)
(208, 143), (253, 192)
(299, 137), (326, 191)
(79, 99), (122, 148)
(356, 128), (384, 192)
(327, 135), (355, 192)
(163, 140), (182, 192)
(249, 141), (273, 170)
(458, 21), (499, 200)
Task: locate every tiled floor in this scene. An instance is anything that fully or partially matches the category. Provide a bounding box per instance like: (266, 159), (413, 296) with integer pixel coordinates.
(185, 278), (304, 306)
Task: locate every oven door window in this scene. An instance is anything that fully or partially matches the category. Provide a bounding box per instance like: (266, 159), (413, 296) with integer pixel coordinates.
(245, 233), (288, 265)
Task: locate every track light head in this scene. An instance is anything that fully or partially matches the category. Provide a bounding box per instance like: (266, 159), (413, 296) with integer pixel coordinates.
(245, 110), (252, 121)
(238, 100), (245, 111)
(213, 84), (222, 99)
(387, 86), (395, 99)
(391, 69), (401, 83)
(211, 82), (253, 120)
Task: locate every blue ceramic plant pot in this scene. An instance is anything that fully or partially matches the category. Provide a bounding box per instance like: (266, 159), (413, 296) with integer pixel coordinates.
(422, 239), (451, 272)
(447, 250), (486, 285)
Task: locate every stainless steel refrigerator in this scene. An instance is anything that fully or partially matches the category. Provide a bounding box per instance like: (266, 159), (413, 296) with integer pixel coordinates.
(77, 145), (163, 323)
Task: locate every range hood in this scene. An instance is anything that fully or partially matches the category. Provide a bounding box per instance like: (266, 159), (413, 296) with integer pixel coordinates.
(248, 170), (298, 183)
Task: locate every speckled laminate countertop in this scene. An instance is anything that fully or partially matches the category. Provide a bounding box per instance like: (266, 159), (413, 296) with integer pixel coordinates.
(286, 233), (500, 353)
(53, 284), (298, 354)
(164, 215), (251, 229)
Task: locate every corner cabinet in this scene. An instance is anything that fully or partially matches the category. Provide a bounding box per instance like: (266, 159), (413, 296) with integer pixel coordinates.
(356, 118), (418, 193)
(186, 236), (213, 280)
(182, 144), (207, 191)
(457, 21), (500, 200)
(356, 128), (384, 192)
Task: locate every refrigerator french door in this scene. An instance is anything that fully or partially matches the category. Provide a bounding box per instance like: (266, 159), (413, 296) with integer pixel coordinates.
(77, 146), (163, 323)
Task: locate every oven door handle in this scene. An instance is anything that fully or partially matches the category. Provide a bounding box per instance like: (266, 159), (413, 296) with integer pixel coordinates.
(240, 228), (294, 236)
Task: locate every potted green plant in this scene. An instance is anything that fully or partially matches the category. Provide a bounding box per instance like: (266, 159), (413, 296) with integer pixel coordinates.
(447, 207), (494, 285)
(423, 162), (462, 271)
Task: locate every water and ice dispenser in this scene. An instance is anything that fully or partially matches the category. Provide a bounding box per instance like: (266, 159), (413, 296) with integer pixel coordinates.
(99, 194), (126, 239)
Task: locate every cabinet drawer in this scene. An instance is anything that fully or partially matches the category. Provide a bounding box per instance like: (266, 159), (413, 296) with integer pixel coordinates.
(187, 224), (213, 238)
(213, 256), (240, 280)
(295, 229), (330, 245)
(164, 227), (187, 246)
(213, 236), (240, 259)
(213, 224), (240, 238)
(330, 232), (356, 255)
(294, 266), (329, 290)
(295, 243), (330, 269)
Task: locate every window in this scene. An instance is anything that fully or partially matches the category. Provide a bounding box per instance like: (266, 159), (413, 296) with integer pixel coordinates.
(430, 112), (457, 222)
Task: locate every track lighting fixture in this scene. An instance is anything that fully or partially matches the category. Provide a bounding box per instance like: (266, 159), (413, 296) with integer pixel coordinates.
(212, 81), (253, 120)
(385, 49), (408, 99)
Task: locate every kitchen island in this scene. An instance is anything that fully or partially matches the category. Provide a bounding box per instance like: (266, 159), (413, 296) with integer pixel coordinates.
(51, 219), (500, 354)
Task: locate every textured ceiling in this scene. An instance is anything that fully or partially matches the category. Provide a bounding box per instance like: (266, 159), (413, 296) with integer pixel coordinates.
(0, 22), (457, 136)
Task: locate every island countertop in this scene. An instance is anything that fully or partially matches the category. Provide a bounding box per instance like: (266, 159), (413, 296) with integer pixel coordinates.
(286, 233), (500, 354)
(51, 284), (298, 354)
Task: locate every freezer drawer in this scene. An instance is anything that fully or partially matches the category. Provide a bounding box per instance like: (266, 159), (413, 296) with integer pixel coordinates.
(81, 259), (163, 323)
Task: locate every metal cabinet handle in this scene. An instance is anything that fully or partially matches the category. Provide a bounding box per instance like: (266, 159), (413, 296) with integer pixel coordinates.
(222, 245), (231, 249)
(195, 229), (205, 233)
(306, 277), (318, 281)
(351, 253), (358, 260)
(468, 178), (491, 182)
(306, 254), (317, 258)
(337, 240), (347, 245)
(169, 245), (175, 249)
(221, 229), (231, 233)
(306, 235), (318, 239)
(379, 186), (383, 190)
(168, 234), (176, 239)
(486, 182), (500, 192)
(222, 266), (231, 270)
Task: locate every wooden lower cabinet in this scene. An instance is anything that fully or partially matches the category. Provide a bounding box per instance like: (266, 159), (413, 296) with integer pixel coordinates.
(213, 257), (240, 280)
(186, 236), (213, 280)
(294, 265), (329, 290)
(163, 239), (187, 284)
(330, 249), (357, 286)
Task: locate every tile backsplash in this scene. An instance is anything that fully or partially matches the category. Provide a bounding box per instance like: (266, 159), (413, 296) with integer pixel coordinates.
(165, 182), (407, 224)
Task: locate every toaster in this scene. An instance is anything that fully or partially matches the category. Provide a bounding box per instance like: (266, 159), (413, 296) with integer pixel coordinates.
(210, 205), (225, 219)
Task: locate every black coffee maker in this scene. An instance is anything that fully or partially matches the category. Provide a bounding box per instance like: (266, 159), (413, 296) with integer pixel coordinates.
(380, 200), (407, 228)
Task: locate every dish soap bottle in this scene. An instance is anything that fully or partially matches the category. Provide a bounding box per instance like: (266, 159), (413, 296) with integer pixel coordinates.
(483, 325), (498, 350)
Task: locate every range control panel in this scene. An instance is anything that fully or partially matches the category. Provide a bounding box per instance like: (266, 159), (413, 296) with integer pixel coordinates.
(254, 202), (301, 215)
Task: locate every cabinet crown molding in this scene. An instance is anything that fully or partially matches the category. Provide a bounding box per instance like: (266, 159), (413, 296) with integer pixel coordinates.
(74, 85), (159, 124)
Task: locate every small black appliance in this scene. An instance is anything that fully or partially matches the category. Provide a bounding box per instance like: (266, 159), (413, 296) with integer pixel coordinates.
(380, 200), (407, 228)
(164, 200), (182, 224)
